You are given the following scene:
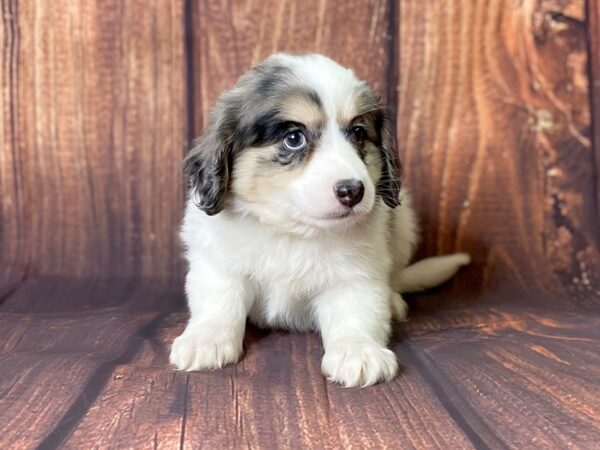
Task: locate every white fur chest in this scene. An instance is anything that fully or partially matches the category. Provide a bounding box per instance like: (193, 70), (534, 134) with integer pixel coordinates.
(181, 202), (391, 330)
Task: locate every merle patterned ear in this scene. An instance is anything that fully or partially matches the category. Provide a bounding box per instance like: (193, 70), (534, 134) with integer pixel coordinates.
(376, 112), (402, 208)
(184, 103), (238, 216)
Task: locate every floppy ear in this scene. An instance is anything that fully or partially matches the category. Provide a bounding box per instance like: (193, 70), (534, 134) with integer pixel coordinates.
(376, 112), (402, 208)
(184, 107), (236, 216)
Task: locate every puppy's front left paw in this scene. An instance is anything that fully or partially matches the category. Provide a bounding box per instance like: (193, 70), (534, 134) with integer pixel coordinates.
(170, 324), (243, 371)
(321, 340), (398, 387)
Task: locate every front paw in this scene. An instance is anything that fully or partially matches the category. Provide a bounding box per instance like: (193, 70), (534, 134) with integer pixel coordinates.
(169, 324), (243, 371)
(321, 340), (398, 387)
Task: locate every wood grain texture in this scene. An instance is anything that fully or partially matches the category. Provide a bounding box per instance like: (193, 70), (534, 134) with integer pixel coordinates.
(0, 0), (599, 448)
(0, 278), (179, 449)
(182, 329), (475, 449)
(62, 314), (187, 450)
(0, 0), (27, 293)
(62, 312), (475, 449)
(191, 0), (394, 133)
(3, 290), (597, 449)
(405, 304), (600, 449)
(2, 0), (187, 280)
(397, 0), (600, 305)
(1, 276), (181, 313)
(589, 0), (600, 236)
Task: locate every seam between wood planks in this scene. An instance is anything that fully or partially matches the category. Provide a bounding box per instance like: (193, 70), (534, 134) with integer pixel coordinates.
(584, 0), (600, 246)
(0, 271), (28, 309)
(403, 339), (508, 450)
(35, 307), (177, 450)
(184, 0), (196, 148)
(178, 374), (190, 450)
(386, 0), (399, 129)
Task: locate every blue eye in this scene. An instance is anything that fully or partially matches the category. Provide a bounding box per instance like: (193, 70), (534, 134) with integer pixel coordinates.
(283, 131), (307, 151)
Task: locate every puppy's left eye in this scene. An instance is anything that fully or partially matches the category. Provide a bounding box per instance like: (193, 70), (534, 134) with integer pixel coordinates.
(283, 131), (307, 151)
(349, 126), (366, 145)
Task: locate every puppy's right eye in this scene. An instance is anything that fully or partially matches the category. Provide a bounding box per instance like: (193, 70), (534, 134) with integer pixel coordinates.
(283, 131), (307, 151)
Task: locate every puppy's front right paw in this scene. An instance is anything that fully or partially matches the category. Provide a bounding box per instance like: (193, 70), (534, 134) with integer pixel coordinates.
(169, 325), (243, 371)
(321, 340), (398, 387)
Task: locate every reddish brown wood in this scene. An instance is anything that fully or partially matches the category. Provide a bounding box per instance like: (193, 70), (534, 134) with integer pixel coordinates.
(0, 0), (599, 448)
(191, 0), (394, 133)
(0, 0), (27, 292)
(1, 0), (187, 280)
(61, 314), (188, 449)
(61, 312), (475, 449)
(1, 276), (180, 313)
(405, 302), (600, 448)
(2, 288), (598, 449)
(397, 0), (600, 304)
(589, 0), (600, 235)
(0, 278), (178, 449)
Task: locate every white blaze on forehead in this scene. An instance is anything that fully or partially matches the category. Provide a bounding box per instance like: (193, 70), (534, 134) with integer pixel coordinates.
(257, 54), (377, 221)
(270, 53), (366, 123)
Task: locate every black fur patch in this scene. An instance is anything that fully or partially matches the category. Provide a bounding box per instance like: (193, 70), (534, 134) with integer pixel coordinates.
(184, 58), (325, 214)
(375, 111), (402, 208)
(351, 85), (402, 208)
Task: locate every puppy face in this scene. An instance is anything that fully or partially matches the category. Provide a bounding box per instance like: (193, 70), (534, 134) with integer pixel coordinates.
(185, 54), (401, 232)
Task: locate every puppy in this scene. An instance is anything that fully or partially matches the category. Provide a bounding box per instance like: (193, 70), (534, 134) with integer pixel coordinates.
(170, 53), (469, 387)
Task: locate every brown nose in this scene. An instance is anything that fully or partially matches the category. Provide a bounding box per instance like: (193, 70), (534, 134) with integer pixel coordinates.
(334, 179), (364, 208)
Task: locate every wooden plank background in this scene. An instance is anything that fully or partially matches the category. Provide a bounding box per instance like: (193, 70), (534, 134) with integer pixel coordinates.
(2, 0), (598, 300)
(399, 0), (600, 307)
(1, 0), (188, 281)
(1, 0), (600, 448)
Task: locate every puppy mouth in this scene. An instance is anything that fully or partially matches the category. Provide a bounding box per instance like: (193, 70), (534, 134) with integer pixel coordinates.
(316, 207), (367, 221)
(323, 210), (353, 220)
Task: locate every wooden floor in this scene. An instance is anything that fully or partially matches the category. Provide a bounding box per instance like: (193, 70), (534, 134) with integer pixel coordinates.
(2, 2), (600, 447)
(1, 277), (599, 449)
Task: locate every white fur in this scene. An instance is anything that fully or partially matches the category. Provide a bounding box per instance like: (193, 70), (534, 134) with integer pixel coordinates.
(170, 54), (469, 387)
(393, 253), (471, 294)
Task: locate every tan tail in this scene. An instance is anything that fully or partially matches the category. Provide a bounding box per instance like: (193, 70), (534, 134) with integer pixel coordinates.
(393, 253), (471, 294)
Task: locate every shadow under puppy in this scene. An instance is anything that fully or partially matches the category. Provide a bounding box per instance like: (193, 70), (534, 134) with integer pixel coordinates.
(171, 53), (469, 387)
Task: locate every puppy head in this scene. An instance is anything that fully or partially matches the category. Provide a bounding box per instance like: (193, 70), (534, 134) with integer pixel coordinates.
(185, 53), (401, 231)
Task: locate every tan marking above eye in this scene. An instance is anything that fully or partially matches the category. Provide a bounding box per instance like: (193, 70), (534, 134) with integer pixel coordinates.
(337, 83), (382, 128)
(280, 94), (324, 127)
